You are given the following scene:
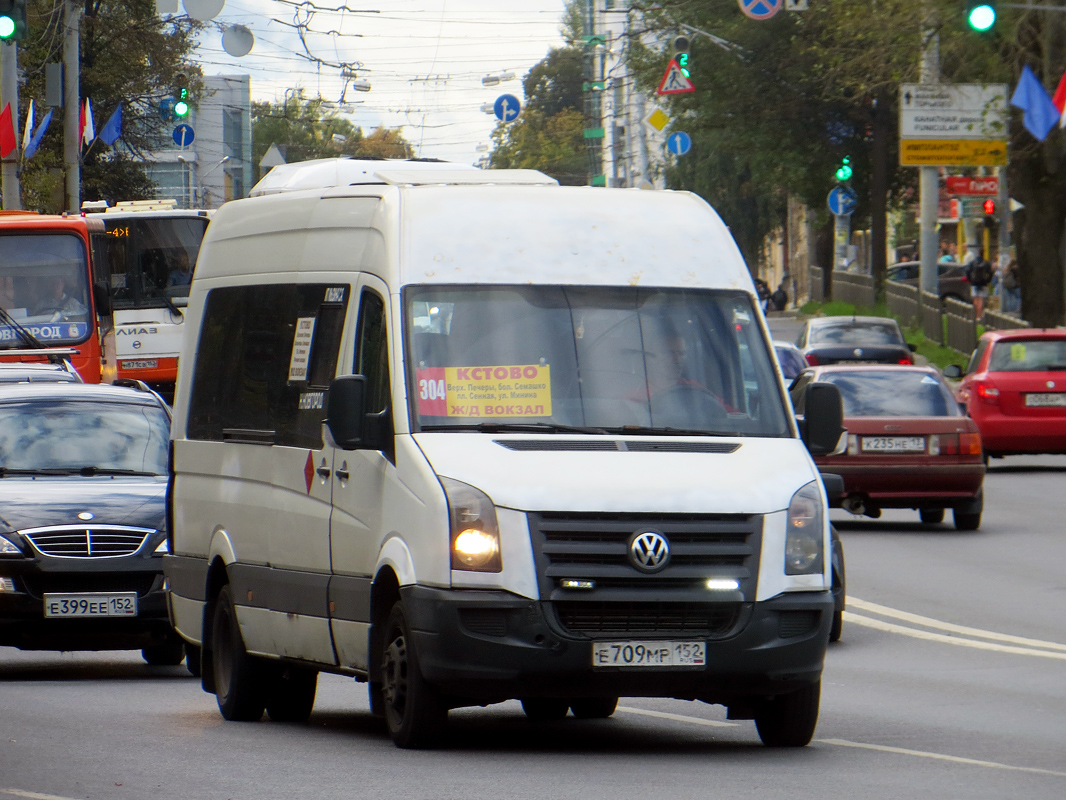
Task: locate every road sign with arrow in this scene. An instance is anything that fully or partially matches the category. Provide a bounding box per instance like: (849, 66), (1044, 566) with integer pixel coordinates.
(898, 83), (1008, 167)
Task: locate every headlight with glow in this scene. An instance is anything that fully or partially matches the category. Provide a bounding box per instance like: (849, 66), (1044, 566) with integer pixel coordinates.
(785, 481), (825, 575)
(441, 477), (502, 572)
(154, 538), (169, 555)
(0, 536), (22, 557)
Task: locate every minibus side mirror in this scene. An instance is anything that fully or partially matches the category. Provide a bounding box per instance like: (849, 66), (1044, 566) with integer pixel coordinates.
(800, 382), (843, 456)
(820, 472), (845, 505)
(942, 364), (963, 379)
(326, 375), (368, 450)
(93, 282), (111, 317)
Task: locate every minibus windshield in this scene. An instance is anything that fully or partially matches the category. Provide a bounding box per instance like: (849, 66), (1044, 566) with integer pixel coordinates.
(0, 234), (91, 348)
(405, 286), (789, 437)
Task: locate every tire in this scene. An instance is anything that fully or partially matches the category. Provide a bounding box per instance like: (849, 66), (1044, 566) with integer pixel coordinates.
(754, 681), (821, 747)
(211, 585), (267, 721)
(829, 527), (845, 644)
(265, 666), (318, 723)
(521, 698), (570, 721)
(954, 491), (983, 531)
(919, 508), (945, 525)
(185, 643), (202, 677)
(141, 641), (186, 666)
(381, 601), (447, 748)
(829, 607), (843, 644)
(569, 697), (618, 719)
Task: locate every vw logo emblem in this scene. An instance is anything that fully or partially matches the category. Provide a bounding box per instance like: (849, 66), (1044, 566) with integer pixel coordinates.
(629, 531), (670, 572)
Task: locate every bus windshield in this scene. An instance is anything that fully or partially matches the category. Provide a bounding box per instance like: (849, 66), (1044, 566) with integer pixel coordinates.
(0, 233), (92, 348)
(95, 216), (208, 309)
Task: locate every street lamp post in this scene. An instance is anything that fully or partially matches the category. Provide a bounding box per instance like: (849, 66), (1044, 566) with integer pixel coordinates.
(199, 156), (231, 208)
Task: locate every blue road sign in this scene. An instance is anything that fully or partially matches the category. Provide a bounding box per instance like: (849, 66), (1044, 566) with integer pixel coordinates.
(666, 131), (692, 156)
(827, 185), (858, 216)
(738, 0), (783, 21)
(494, 94), (521, 122)
(173, 124), (195, 147)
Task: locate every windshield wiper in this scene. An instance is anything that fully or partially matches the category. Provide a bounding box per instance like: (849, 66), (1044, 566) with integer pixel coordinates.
(420, 422), (610, 434)
(0, 467), (159, 477)
(0, 307), (45, 350)
(1041, 364), (1066, 371)
(604, 425), (740, 437)
(143, 275), (184, 318)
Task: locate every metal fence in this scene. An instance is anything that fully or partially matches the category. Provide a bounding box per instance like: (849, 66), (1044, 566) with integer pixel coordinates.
(809, 266), (824, 303)
(981, 308), (1032, 332)
(885, 280), (919, 329)
(944, 296), (977, 355)
(920, 291), (943, 345)
(832, 271), (876, 309)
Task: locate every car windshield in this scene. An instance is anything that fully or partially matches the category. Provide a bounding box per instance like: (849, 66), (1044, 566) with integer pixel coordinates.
(0, 233), (92, 348)
(0, 399), (169, 474)
(819, 371), (961, 417)
(810, 321), (903, 346)
(988, 338), (1066, 372)
(405, 286), (789, 436)
(774, 345), (807, 379)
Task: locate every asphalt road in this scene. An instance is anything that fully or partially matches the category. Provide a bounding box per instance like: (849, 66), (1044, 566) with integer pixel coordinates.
(2, 452), (1064, 800)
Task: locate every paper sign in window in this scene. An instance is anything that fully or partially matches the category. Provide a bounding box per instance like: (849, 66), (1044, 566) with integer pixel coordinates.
(288, 317), (316, 381)
(416, 364), (551, 418)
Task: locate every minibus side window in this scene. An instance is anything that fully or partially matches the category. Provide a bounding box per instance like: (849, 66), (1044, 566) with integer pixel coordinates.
(355, 290), (390, 414)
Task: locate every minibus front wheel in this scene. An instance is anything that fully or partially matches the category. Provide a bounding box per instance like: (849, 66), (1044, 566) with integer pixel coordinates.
(381, 601), (447, 748)
(211, 585), (267, 721)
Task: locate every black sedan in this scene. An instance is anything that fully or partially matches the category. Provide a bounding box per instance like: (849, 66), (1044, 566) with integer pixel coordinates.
(796, 315), (916, 367)
(0, 382), (184, 665)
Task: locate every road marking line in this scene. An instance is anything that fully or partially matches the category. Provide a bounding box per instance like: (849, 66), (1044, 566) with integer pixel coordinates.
(818, 739), (1066, 778)
(617, 706), (736, 727)
(0, 790), (84, 800)
(850, 597), (1066, 652)
(845, 612), (1066, 660)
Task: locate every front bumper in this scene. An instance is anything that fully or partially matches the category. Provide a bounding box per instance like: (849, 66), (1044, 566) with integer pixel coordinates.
(400, 585), (833, 705)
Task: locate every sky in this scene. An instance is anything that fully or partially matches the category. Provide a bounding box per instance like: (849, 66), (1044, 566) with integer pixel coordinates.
(182, 0), (571, 165)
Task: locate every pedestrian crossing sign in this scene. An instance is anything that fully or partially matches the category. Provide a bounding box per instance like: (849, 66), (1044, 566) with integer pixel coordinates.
(657, 60), (695, 96)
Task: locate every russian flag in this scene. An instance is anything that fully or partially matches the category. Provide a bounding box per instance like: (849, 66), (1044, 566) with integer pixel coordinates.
(1054, 68), (1066, 128)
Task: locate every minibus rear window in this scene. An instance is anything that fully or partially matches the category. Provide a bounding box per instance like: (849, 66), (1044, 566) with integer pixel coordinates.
(404, 285), (788, 437)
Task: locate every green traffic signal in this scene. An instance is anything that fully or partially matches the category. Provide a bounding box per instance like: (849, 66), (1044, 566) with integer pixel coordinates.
(0, 17), (14, 40)
(174, 99), (190, 117)
(676, 53), (690, 78)
(0, 0), (26, 41)
(968, 4), (995, 32)
(835, 156), (853, 182)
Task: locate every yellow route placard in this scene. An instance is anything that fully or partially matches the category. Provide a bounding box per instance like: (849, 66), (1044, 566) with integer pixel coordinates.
(900, 139), (1007, 167)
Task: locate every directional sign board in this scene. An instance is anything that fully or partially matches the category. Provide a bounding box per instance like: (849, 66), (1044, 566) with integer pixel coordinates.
(657, 60), (695, 96)
(494, 94), (520, 122)
(945, 176), (998, 196)
(738, 0), (783, 20)
(666, 131), (692, 156)
(827, 186), (858, 216)
(172, 124), (194, 147)
(899, 83), (1008, 167)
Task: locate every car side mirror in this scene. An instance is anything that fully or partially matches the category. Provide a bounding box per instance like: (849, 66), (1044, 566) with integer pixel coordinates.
(800, 382), (843, 456)
(820, 472), (845, 505)
(908, 342), (917, 352)
(92, 282), (111, 317)
(943, 364), (963, 379)
(326, 375), (393, 453)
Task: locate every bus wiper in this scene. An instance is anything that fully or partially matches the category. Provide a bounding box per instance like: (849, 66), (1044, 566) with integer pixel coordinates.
(605, 425), (739, 437)
(421, 422), (610, 434)
(0, 307), (44, 350)
(143, 275), (184, 318)
(0, 467), (157, 477)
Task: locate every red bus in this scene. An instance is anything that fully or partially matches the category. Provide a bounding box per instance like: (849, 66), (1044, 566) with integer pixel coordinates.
(0, 211), (114, 383)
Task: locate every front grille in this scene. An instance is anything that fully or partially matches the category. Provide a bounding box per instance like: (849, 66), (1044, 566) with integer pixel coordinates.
(23, 527), (154, 558)
(459, 608), (509, 637)
(21, 573), (159, 598)
(555, 601), (741, 636)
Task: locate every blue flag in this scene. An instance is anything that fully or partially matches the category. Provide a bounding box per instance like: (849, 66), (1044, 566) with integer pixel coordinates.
(23, 109), (53, 161)
(1011, 64), (1059, 141)
(99, 105), (122, 146)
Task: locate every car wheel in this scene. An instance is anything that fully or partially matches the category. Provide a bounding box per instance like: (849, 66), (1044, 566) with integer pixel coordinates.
(141, 641), (186, 666)
(521, 698), (570, 721)
(381, 601), (447, 748)
(569, 697), (618, 719)
(211, 585), (267, 721)
(265, 666), (318, 723)
(953, 491), (983, 531)
(919, 508), (945, 525)
(185, 643), (202, 677)
(754, 681), (821, 747)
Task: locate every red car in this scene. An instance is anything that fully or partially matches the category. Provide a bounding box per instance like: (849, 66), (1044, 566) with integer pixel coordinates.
(791, 365), (985, 529)
(951, 329), (1066, 459)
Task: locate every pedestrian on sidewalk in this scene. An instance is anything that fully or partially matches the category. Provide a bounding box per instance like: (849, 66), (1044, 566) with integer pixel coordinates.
(1001, 258), (1021, 315)
(965, 253), (994, 321)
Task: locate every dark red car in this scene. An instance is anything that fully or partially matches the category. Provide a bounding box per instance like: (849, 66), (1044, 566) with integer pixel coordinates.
(791, 365), (985, 529)
(951, 329), (1066, 459)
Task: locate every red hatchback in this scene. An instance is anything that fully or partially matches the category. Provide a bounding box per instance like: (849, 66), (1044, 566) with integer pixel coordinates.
(791, 366), (985, 529)
(952, 329), (1066, 459)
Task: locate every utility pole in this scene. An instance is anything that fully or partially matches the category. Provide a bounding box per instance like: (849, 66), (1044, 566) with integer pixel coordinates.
(918, 21), (939, 295)
(63, 0), (80, 212)
(1, 40), (21, 209)
(583, 0), (604, 186)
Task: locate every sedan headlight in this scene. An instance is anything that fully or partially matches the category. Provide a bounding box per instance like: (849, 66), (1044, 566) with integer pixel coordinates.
(441, 477), (502, 572)
(154, 538), (169, 555)
(785, 481), (824, 575)
(0, 535), (22, 557)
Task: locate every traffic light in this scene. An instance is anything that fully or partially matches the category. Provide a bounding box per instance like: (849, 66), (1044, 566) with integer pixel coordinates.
(172, 73), (190, 118)
(673, 35), (690, 78)
(967, 3), (996, 32)
(835, 156), (853, 182)
(0, 1), (27, 42)
(983, 198), (996, 215)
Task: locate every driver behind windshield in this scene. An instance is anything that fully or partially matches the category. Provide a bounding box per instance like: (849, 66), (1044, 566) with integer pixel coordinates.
(32, 275), (87, 318)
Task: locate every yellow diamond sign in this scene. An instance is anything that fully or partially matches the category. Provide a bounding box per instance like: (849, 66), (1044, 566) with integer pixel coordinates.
(644, 108), (670, 133)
